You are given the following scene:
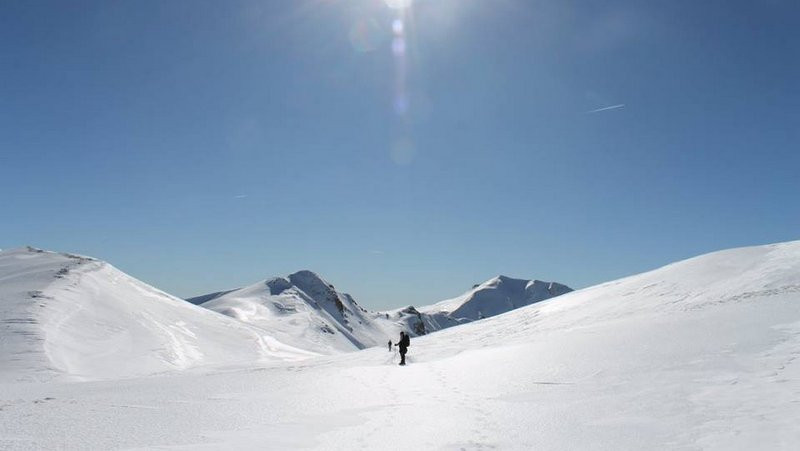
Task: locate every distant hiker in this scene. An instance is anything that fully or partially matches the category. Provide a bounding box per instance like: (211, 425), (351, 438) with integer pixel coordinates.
(388, 340), (392, 352)
(396, 331), (410, 365)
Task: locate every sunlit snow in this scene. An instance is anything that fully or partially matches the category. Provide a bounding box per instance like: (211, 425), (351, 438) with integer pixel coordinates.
(1, 242), (799, 449)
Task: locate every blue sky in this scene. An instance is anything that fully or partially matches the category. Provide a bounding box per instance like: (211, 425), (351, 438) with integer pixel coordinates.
(2, 0), (798, 309)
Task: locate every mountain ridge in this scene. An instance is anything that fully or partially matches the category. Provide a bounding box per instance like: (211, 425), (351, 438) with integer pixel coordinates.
(191, 269), (572, 353)
(0, 247), (313, 382)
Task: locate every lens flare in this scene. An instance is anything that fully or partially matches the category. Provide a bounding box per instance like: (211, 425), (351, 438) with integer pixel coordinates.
(392, 18), (404, 35)
(393, 93), (409, 115)
(384, 0), (412, 10)
(385, 0), (415, 164)
(390, 13), (408, 117)
(392, 37), (406, 55)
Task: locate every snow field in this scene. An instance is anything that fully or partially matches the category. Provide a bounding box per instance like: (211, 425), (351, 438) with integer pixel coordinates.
(1, 241), (799, 449)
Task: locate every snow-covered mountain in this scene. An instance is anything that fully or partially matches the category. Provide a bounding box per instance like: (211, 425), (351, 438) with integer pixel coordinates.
(0, 245), (572, 382)
(415, 275), (573, 329)
(189, 272), (572, 353)
(189, 270), (402, 354)
(0, 247), (313, 382)
(3, 241), (799, 449)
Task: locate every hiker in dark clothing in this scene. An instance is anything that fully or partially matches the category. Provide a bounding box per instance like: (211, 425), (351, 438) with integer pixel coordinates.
(388, 340), (392, 352)
(396, 331), (410, 365)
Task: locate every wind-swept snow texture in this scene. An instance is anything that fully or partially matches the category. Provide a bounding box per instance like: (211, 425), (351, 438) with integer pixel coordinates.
(2, 241), (800, 449)
(0, 248), (312, 382)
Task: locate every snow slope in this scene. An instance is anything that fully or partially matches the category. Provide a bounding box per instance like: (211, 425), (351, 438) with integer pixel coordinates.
(192, 273), (571, 354)
(192, 271), (404, 354)
(415, 275), (572, 329)
(2, 240), (799, 449)
(0, 248), (313, 382)
(184, 289), (237, 306)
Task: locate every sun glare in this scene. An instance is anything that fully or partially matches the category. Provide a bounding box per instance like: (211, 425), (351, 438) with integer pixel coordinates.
(384, 0), (412, 10)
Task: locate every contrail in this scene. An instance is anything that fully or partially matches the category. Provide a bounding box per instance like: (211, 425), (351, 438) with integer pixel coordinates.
(585, 103), (625, 114)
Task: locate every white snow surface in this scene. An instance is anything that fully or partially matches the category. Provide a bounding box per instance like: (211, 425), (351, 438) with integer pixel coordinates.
(2, 241), (800, 449)
(195, 271), (405, 354)
(0, 248), (313, 383)
(194, 272), (571, 354)
(416, 275), (572, 325)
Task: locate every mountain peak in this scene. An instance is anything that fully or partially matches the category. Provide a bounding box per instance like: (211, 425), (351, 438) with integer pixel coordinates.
(288, 270), (332, 288)
(421, 274), (573, 322)
(264, 277), (292, 295)
(480, 275), (530, 292)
